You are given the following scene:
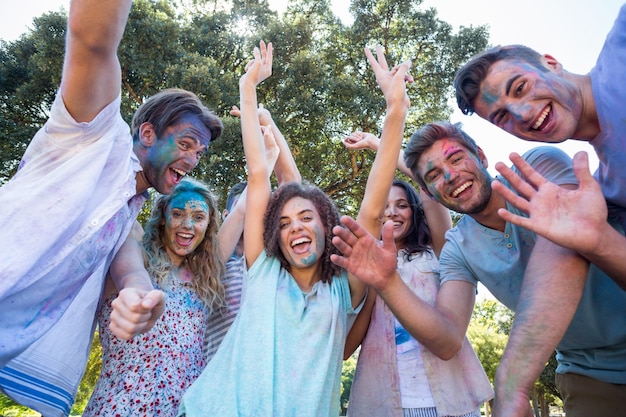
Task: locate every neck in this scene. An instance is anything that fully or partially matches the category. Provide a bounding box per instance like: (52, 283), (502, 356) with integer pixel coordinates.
(290, 263), (323, 292)
(570, 73), (601, 141)
(469, 192), (507, 232)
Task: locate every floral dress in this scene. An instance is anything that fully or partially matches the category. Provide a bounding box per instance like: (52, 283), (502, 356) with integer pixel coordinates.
(83, 272), (208, 417)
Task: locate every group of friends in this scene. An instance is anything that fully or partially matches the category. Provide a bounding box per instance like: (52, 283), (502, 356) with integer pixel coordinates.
(0, 0), (624, 416)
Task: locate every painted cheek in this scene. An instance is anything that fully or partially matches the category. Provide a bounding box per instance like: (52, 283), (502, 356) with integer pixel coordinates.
(480, 89), (499, 106)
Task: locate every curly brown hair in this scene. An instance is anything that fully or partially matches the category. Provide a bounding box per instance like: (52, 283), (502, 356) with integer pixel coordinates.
(263, 181), (341, 283)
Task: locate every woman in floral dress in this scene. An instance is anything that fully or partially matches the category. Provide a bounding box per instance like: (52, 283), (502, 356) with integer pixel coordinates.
(83, 177), (226, 417)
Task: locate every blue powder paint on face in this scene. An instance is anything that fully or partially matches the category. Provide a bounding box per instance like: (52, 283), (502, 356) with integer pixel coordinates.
(301, 253), (318, 266)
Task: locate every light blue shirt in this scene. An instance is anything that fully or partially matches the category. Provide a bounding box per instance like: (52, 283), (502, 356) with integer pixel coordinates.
(179, 250), (361, 416)
(440, 146), (626, 384)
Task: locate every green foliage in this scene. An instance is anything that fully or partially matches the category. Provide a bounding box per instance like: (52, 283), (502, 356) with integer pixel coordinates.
(0, 0), (489, 214)
(70, 333), (103, 414)
(340, 353), (357, 415)
(0, 0), (491, 413)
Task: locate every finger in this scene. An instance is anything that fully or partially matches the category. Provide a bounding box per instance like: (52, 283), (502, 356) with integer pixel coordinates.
(364, 47), (378, 71)
(571, 151), (596, 190)
(230, 105), (241, 117)
(142, 289), (165, 310)
(332, 223), (357, 245)
(380, 220), (397, 251)
(492, 179), (531, 213)
(332, 235), (353, 256)
(266, 42), (273, 68)
(494, 161), (538, 201)
(339, 215), (368, 239)
(508, 152), (548, 189)
(330, 253), (349, 269)
(375, 45), (389, 71)
(496, 207), (534, 230)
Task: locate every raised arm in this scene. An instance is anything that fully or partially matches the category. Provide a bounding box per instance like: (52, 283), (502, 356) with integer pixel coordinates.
(239, 41), (274, 268)
(349, 45), (411, 309)
(493, 151), (626, 289)
(332, 216), (475, 359)
(343, 132), (451, 257)
(343, 131), (414, 180)
(217, 118), (281, 263)
(231, 104), (301, 185)
(62, 0), (130, 122)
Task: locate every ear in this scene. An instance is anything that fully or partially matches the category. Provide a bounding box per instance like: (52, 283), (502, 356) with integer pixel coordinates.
(139, 122), (157, 148)
(222, 209), (229, 221)
(541, 54), (563, 73)
(477, 146), (489, 169)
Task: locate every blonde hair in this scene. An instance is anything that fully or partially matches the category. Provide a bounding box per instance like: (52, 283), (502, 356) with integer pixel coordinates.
(142, 177), (225, 311)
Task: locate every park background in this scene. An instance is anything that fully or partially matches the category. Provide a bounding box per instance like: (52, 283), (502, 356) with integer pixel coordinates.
(1, 0), (622, 415)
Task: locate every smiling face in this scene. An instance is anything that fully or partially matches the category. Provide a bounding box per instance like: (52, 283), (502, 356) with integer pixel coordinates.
(278, 196), (326, 270)
(141, 115), (211, 194)
(472, 57), (582, 143)
(163, 190), (210, 266)
(417, 138), (492, 214)
(384, 185), (413, 247)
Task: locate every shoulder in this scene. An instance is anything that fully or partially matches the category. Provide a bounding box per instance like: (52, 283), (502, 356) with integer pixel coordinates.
(517, 146), (576, 185)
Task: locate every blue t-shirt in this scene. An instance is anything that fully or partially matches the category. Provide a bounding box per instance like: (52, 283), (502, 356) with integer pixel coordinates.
(590, 3), (626, 229)
(178, 250), (361, 417)
(440, 146), (626, 384)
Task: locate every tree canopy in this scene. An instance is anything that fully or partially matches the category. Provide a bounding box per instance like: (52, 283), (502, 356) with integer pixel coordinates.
(0, 0), (489, 217)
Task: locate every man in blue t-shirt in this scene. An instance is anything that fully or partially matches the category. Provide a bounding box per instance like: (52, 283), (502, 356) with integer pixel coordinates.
(453, 5), (626, 292)
(331, 121), (626, 417)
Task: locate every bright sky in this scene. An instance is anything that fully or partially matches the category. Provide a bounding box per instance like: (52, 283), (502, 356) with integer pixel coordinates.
(1, 0), (621, 173)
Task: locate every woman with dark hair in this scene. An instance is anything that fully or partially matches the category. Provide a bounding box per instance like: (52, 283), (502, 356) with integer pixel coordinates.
(178, 41), (412, 417)
(341, 132), (493, 417)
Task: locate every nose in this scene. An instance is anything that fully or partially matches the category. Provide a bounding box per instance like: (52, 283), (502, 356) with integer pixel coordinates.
(442, 167), (459, 183)
(289, 219), (304, 232)
(506, 102), (532, 123)
(384, 205), (395, 219)
(181, 215), (193, 229)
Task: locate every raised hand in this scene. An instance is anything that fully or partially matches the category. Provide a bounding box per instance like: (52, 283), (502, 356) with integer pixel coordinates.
(364, 45), (412, 110)
(331, 216), (398, 291)
(342, 131), (380, 152)
(240, 40), (273, 88)
(493, 151), (607, 254)
(109, 288), (166, 340)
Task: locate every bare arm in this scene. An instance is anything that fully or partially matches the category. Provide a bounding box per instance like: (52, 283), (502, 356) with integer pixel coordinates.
(493, 151), (626, 289)
(108, 221), (166, 340)
(350, 45), (411, 309)
(343, 132), (451, 257)
(61, 0), (130, 122)
(492, 238), (587, 417)
(332, 217), (475, 359)
(239, 41), (274, 268)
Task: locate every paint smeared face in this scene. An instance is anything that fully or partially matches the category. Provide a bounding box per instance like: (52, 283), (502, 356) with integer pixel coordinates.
(417, 138), (492, 214)
(163, 191), (210, 266)
(278, 196), (326, 269)
(143, 115), (211, 194)
(384, 186), (413, 247)
(473, 58), (582, 143)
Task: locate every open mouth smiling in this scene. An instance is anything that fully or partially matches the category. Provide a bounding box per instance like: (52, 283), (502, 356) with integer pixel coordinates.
(171, 167), (187, 182)
(452, 181), (472, 198)
(532, 104), (551, 131)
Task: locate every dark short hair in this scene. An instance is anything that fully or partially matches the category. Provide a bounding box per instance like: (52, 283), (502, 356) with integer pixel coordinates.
(454, 45), (546, 115)
(263, 181), (341, 283)
(131, 88), (223, 143)
(404, 121), (479, 190)
(225, 181), (248, 211)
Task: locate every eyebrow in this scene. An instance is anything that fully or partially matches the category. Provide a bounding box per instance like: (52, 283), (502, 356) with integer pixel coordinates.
(488, 74), (523, 123)
(280, 208), (314, 221)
